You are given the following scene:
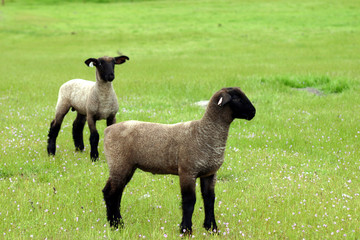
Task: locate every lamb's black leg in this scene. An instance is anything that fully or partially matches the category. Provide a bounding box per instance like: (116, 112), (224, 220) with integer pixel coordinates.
(106, 114), (116, 127)
(72, 113), (86, 151)
(89, 130), (99, 161)
(47, 120), (61, 156)
(87, 115), (99, 161)
(179, 174), (196, 235)
(103, 179), (123, 228)
(47, 109), (69, 156)
(200, 174), (218, 233)
(103, 169), (135, 228)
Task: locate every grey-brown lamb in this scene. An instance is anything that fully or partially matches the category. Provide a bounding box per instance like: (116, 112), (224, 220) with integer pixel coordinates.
(102, 87), (256, 234)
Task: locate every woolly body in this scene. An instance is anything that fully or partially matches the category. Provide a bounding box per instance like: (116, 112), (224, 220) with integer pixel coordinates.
(56, 78), (118, 119)
(105, 118), (228, 178)
(102, 87), (256, 234)
(47, 55), (129, 160)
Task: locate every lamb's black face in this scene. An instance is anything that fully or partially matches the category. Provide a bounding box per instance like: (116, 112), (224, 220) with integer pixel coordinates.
(84, 55), (129, 82)
(97, 58), (116, 82)
(223, 88), (256, 121)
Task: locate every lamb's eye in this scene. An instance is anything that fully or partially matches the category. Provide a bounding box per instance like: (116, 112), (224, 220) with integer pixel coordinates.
(232, 96), (242, 103)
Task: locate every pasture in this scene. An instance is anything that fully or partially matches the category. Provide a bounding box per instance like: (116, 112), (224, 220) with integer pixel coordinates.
(0, 0), (359, 238)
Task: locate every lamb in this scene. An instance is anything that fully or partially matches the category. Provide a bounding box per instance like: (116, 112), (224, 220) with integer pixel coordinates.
(47, 55), (129, 161)
(102, 87), (256, 234)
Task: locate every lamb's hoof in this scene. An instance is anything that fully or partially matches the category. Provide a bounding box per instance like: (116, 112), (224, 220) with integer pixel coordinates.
(47, 145), (56, 156)
(90, 152), (99, 161)
(110, 218), (124, 229)
(48, 151), (55, 156)
(180, 226), (192, 236)
(209, 228), (219, 235)
(75, 146), (84, 152)
(204, 223), (218, 234)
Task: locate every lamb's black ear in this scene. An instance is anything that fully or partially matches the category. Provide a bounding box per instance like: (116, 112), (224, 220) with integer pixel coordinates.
(85, 58), (99, 67)
(217, 92), (232, 107)
(114, 55), (129, 64)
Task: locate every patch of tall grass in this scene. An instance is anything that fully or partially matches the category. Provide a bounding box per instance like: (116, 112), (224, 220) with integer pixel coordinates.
(277, 75), (349, 93)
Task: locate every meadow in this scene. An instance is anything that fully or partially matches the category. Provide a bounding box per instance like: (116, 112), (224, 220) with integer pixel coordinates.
(0, 0), (359, 239)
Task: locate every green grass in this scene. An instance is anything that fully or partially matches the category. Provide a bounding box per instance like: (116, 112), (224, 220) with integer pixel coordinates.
(275, 75), (349, 94)
(1, 0), (360, 239)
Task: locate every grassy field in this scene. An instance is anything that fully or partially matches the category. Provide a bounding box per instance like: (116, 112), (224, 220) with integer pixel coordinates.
(1, 0), (359, 239)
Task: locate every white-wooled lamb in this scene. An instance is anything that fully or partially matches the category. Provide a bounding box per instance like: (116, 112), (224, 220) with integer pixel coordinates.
(102, 87), (256, 234)
(47, 55), (129, 161)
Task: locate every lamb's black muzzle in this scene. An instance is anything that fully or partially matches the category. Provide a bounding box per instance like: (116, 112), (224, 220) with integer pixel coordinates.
(247, 108), (256, 120)
(105, 73), (114, 82)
